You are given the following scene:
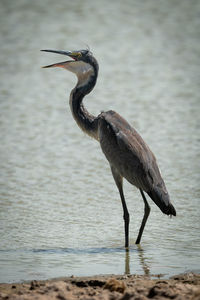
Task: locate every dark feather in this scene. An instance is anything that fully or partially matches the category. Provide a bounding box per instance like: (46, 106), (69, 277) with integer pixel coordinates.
(98, 110), (176, 216)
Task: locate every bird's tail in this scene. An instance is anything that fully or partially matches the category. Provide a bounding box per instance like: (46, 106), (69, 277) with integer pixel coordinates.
(147, 187), (176, 216)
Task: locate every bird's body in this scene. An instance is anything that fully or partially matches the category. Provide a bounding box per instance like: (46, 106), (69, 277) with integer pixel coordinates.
(98, 110), (175, 216)
(42, 49), (176, 247)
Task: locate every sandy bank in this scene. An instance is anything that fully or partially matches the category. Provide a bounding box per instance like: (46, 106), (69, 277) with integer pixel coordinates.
(0, 273), (200, 299)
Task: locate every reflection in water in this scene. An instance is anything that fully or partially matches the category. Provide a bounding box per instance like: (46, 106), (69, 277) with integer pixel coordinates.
(124, 246), (150, 276)
(125, 248), (130, 275)
(136, 245), (150, 276)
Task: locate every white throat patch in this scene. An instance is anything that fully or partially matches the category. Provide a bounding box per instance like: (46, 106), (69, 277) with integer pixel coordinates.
(64, 61), (95, 88)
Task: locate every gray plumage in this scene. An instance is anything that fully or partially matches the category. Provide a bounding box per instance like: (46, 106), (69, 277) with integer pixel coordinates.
(42, 49), (176, 247)
(98, 110), (176, 216)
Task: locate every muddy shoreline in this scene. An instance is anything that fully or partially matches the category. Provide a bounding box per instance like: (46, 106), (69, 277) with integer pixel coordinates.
(0, 273), (200, 299)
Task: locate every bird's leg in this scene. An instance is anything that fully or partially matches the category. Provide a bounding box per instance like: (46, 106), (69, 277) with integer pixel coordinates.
(120, 188), (130, 248)
(135, 189), (150, 244)
(110, 166), (130, 248)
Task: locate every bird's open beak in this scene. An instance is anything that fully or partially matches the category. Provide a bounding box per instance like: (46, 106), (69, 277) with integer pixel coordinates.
(41, 49), (81, 68)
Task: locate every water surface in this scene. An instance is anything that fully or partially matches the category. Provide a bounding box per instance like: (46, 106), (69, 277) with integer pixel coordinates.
(0, 0), (200, 283)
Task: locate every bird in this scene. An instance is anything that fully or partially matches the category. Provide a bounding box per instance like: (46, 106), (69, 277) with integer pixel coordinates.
(41, 48), (176, 247)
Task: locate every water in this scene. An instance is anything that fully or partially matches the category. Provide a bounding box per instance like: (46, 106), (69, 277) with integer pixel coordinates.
(0, 0), (200, 283)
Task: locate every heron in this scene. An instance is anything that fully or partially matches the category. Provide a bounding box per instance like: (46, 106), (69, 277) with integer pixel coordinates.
(41, 49), (176, 247)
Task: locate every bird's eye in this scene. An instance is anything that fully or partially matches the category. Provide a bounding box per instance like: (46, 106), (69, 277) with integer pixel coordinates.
(71, 51), (82, 59)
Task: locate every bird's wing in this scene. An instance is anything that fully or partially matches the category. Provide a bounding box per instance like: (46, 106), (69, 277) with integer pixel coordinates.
(98, 110), (176, 216)
(98, 110), (157, 191)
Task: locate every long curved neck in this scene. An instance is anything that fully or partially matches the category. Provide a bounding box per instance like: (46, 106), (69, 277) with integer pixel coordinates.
(69, 62), (99, 140)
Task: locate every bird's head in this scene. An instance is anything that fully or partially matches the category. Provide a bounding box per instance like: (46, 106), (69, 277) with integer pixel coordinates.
(41, 49), (98, 84)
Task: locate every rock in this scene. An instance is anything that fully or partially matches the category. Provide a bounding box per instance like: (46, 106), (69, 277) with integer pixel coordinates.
(104, 279), (126, 293)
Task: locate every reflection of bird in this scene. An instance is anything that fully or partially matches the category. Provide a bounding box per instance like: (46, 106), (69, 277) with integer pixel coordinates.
(137, 245), (150, 276)
(41, 49), (176, 247)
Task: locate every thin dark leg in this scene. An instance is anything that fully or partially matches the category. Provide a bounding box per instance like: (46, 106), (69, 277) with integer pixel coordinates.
(111, 166), (130, 248)
(119, 187), (130, 248)
(135, 189), (150, 244)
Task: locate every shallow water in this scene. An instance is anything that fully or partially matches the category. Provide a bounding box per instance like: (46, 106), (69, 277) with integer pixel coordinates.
(0, 0), (200, 283)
